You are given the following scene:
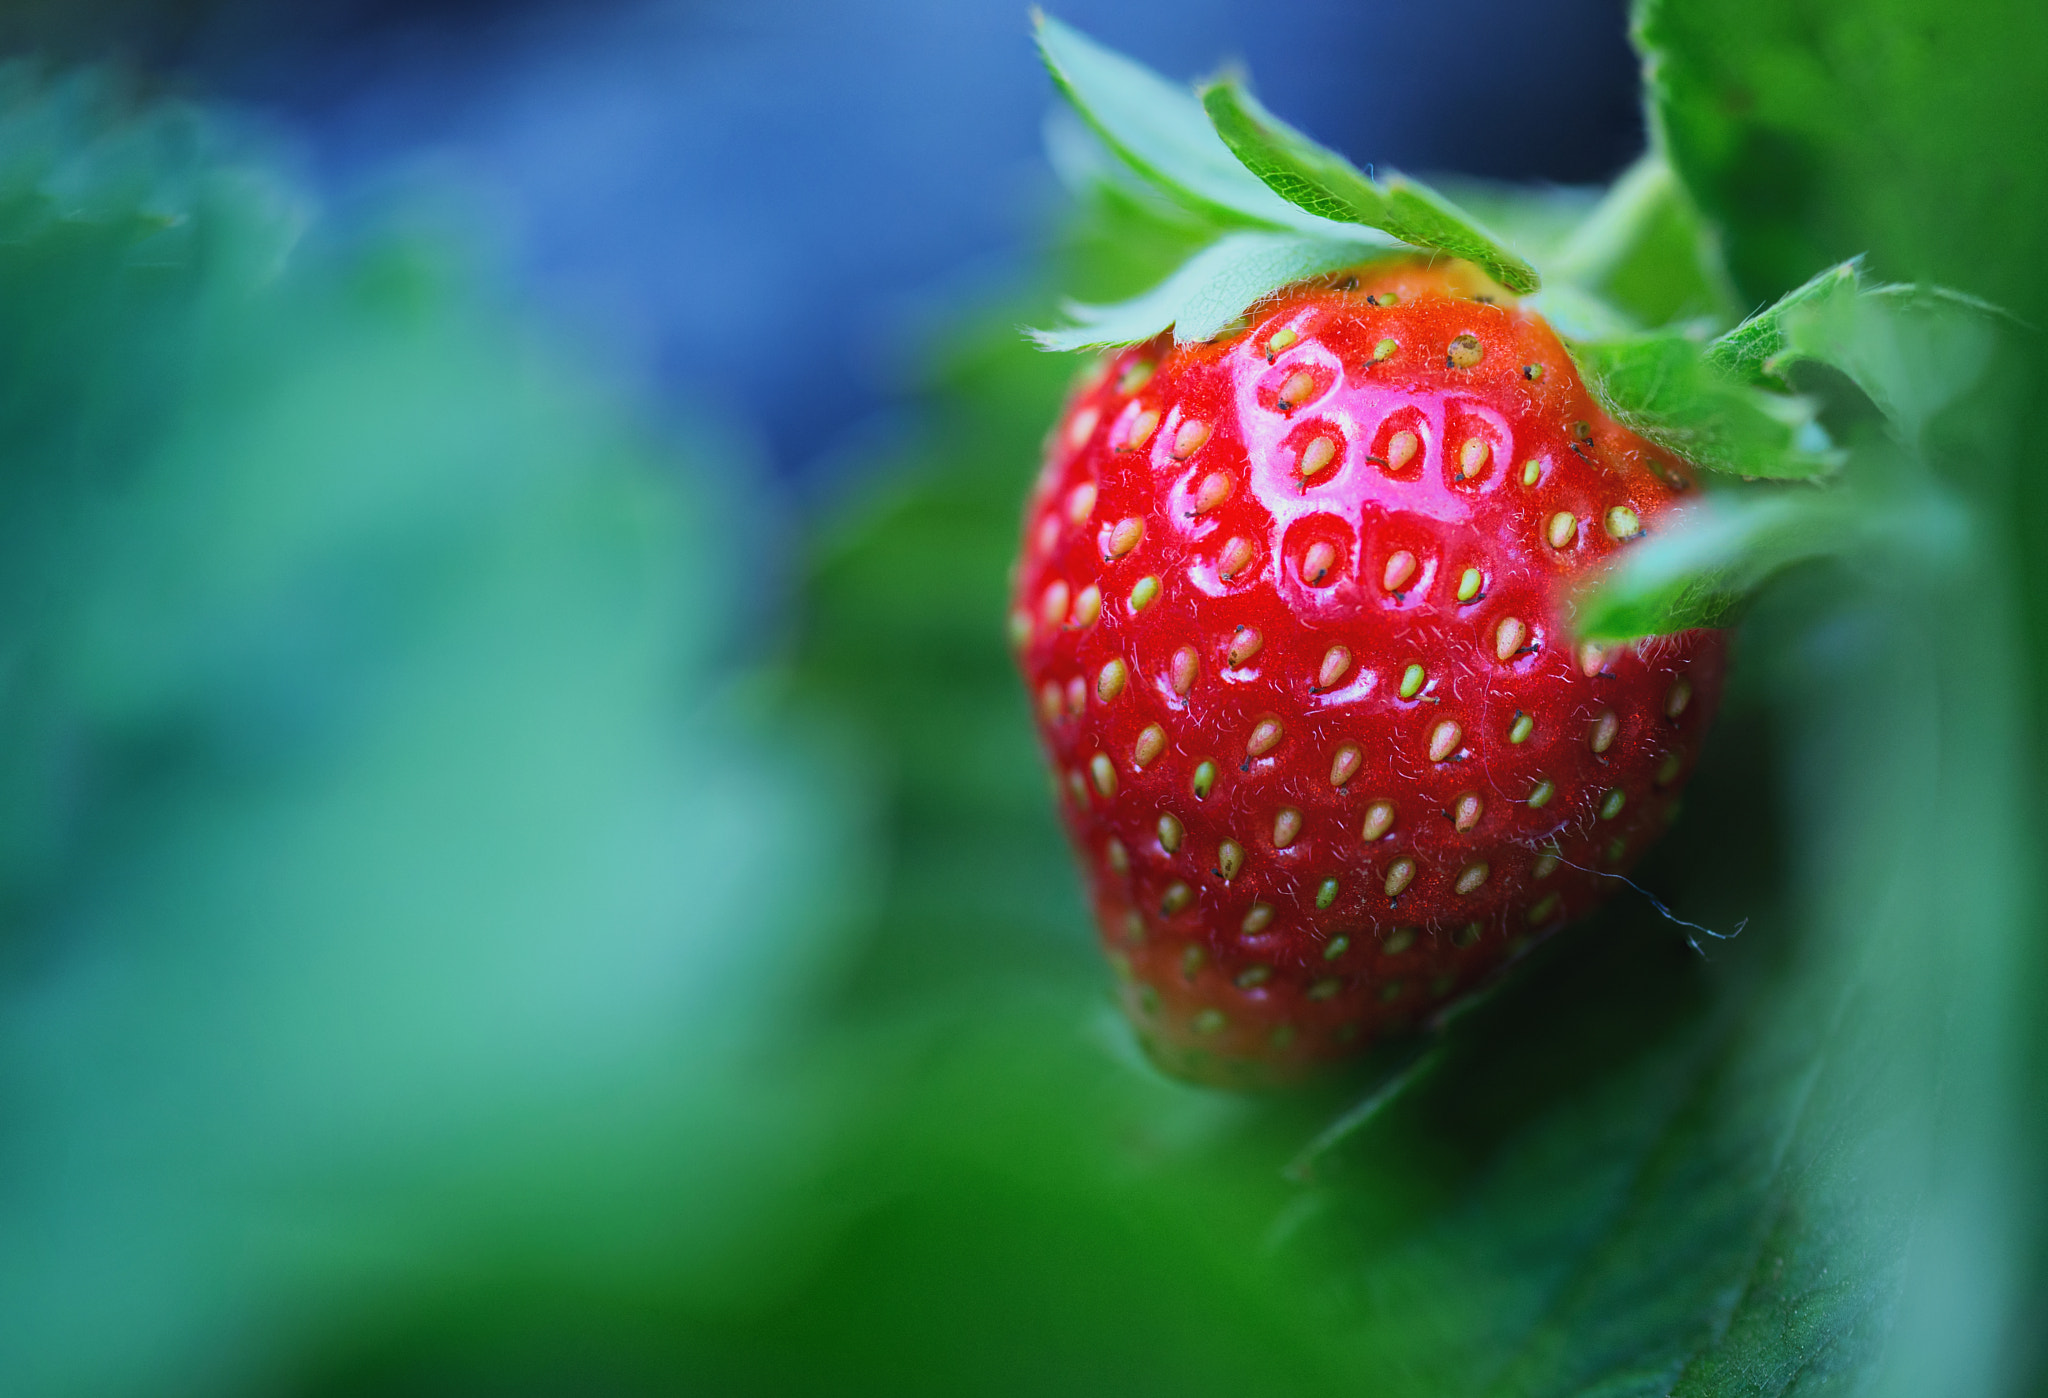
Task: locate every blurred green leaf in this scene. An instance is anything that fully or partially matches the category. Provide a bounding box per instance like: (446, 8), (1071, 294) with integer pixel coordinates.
(1199, 76), (1539, 293)
(1545, 153), (1740, 329)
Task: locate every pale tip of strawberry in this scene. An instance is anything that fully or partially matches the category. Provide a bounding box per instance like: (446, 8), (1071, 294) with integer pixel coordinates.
(1384, 858), (1417, 897)
(1171, 417), (1212, 459)
(1129, 574), (1161, 613)
(1316, 645), (1352, 690)
(1192, 760), (1217, 800)
(1362, 801), (1396, 842)
(1455, 862), (1490, 896)
(1298, 434), (1338, 479)
(1157, 812), (1183, 853)
(1246, 715), (1284, 758)
(1090, 753), (1117, 797)
(1133, 724), (1167, 767)
(1590, 709), (1620, 754)
(1446, 333), (1483, 369)
(1666, 677), (1694, 719)
(1428, 720), (1463, 763)
(1599, 788), (1627, 820)
(1399, 663), (1427, 699)
(1066, 481), (1097, 525)
(1453, 792), (1484, 831)
(1191, 470), (1234, 513)
(1039, 580), (1070, 628)
(1241, 903), (1275, 935)
(1316, 877), (1339, 909)
(1170, 644), (1200, 696)
(1384, 925), (1417, 953)
(1070, 583), (1101, 628)
(1457, 438), (1490, 479)
(1528, 777), (1555, 808)
(1273, 808), (1303, 848)
(1509, 711), (1535, 744)
(1330, 742), (1363, 787)
(1106, 515), (1145, 557)
(1604, 504), (1642, 539)
(1495, 616), (1528, 662)
(1217, 840), (1245, 880)
(1547, 511), (1579, 549)
(1383, 549), (1419, 592)
(1096, 658), (1127, 701)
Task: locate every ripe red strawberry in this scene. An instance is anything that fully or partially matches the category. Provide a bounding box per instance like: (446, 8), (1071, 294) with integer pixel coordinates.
(1011, 260), (1726, 1085)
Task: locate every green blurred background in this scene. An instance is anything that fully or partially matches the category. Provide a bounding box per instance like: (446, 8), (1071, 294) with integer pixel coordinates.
(0, 1), (2045, 1395)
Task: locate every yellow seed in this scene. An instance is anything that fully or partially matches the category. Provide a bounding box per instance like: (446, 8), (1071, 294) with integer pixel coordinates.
(1191, 471), (1234, 513)
(1299, 435), (1338, 478)
(1266, 327), (1298, 356)
(1455, 862), (1490, 896)
(1495, 616), (1528, 661)
(1278, 369), (1315, 408)
(1171, 417), (1212, 459)
(1068, 770), (1087, 804)
(1241, 903), (1274, 935)
(1384, 429), (1419, 472)
(1217, 535), (1255, 579)
(1246, 716), (1284, 758)
(1428, 720), (1463, 763)
(1534, 848), (1560, 879)
(1089, 754), (1117, 797)
(1161, 881), (1192, 914)
(1520, 459), (1540, 485)
(1217, 840), (1245, 879)
(1383, 549), (1418, 592)
(1371, 337), (1397, 361)
(1458, 437), (1490, 478)
(1317, 646), (1352, 689)
(1579, 641), (1608, 677)
(1066, 677), (1086, 716)
(1547, 511), (1578, 549)
(1666, 677), (1694, 719)
(1600, 788), (1627, 820)
(1447, 333), (1483, 368)
(1067, 482), (1097, 524)
(1096, 658), (1127, 701)
(1384, 858), (1416, 897)
(1605, 504), (1642, 539)
(1038, 682), (1061, 723)
(1522, 363), (1546, 382)
(1119, 360), (1154, 394)
(1040, 580), (1070, 627)
(1038, 514), (1061, 556)
(1226, 627), (1264, 667)
(1129, 575), (1161, 613)
(1590, 709), (1619, 754)
(1509, 712), (1534, 744)
(1330, 743), (1363, 787)
(1272, 808), (1303, 848)
(1107, 516), (1145, 557)
(1157, 813), (1183, 853)
(1301, 541), (1338, 585)
(1134, 724), (1166, 767)
(1170, 645), (1199, 696)
(1106, 839), (1129, 874)
(1528, 778), (1555, 808)
(1383, 925), (1416, 953)
(1192, 760), (1217, 799)
(1361, 801), (1396, 841)
(1120, 408), (1159, 450)
(1070, 584), (1101, 627)
(1453, 792), (1484, 832)
(1399, 663), (1426, 699)
(1457, 567), (1483, 602)
(1065, 405), (1100, 449)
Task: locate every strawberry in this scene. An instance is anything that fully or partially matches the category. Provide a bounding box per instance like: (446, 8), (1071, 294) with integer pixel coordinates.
(1011, 260), (1726, 1085)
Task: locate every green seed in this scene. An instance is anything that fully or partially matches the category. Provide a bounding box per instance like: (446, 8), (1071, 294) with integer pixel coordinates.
(1600, 788), (1627, 820)
(1456, 567), (1482, 602)
(1453, 921), (1482, 948)
(1323, 934), (1350, 960)
(1399, 663), (1426, 699)
(1528, 778), (1555, 808)
(1383, 925), (1416, 954)
(1308, 977), (1341, 1000)
(1509, 712), (1534, 744)
(1372, 337), (1398, 361)
(1316, 877), (1340, 909)
(1521, 459), (1540, 485)
(1129, 575), (1161, 612)
(1192, 1007), (1226, 1034)
(1265, 327), (1298, 357)
(1192, 760), (1217, 800)
(1235, 964), (1272, 989)
(1529, 893), (1561, 923)
(1605, 505), (1642, 539)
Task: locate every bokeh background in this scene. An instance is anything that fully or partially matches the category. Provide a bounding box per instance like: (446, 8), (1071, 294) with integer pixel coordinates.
(2, 1), (2043, 1395)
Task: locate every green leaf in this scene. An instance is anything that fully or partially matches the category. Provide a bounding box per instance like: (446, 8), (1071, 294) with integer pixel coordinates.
(1029, 230), (1385, 350)
(1198, 76), (1540, 293)
(1546, 153), (1740, 329)
(1567, 331), (1840, 479)
(1033, 12), (1365, 237)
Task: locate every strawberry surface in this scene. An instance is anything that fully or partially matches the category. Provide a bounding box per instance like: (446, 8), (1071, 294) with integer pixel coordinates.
(1011, 261), (1726, 1085)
